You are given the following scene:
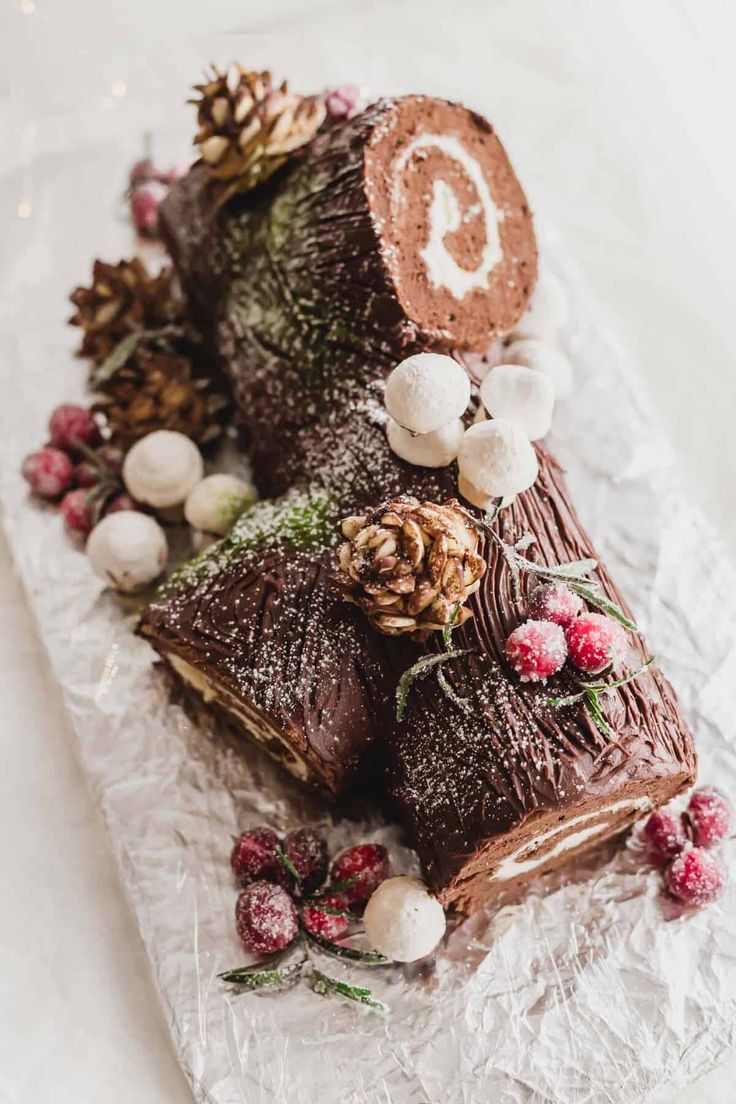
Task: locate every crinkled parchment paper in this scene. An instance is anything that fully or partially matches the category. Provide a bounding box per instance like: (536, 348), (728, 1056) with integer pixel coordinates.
(1, 122), (735, 1104)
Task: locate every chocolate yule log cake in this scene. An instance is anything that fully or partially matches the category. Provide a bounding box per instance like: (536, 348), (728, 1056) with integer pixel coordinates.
(139, 78), (696, 911)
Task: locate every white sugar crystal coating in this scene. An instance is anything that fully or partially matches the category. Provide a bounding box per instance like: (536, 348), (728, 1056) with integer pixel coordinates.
(457, 472), (515, 511)
(123, 430), (204, 508)
(384, 353), (471, 434)
(479, 364), (555, 441)
(511, 270), (568, 342)
(386, 416), (464, 468)
(184, 473), (256, 534)
(504, 338), (574, 400)
(86, 511), (168, 592)
(364, 876), (446, 963)
(458, 420), (538, 497)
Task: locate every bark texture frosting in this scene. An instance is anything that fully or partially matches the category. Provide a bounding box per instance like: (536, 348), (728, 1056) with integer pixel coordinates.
(140, 94), (696, 908)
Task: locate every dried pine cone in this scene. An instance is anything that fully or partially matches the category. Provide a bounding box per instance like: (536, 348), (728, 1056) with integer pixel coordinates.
(337, 496), (486, 638)
(191, 63), (326, 195)
(69, 258), (180, 365)
(93, 340), (230, 448)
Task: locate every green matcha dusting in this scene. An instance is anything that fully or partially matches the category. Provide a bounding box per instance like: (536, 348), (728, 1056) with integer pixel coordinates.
(160, 487), (337, 597)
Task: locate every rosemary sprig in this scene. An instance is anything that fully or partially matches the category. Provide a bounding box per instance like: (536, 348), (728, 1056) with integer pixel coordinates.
(306, 901), (354, 918)
(275, 845), (301, 889)
(308, 968), (386, 1012)
(468, 508), (638, 632)
(549, 659), (655, 740)
(91, 324), (184, 387)
(308, 875), (359, 900)
(304, 931), (390, 966)
(395, 648), (471, 721)
(218, 955), (305, 990)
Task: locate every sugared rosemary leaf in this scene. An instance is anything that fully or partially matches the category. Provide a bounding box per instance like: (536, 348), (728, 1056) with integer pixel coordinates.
(275, 845), (301, 887)
(310, 874), (359, 899)
(395, 649), (471, 721)
(219, 959), (304, 989)
(436, 666), (472, 715)
(309, 968), (386, 1011)
(305, 931), (390, 965)
(567, 579), (639, 632)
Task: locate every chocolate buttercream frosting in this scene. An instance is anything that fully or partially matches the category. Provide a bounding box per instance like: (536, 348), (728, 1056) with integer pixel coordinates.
(140, 93), (696, 911)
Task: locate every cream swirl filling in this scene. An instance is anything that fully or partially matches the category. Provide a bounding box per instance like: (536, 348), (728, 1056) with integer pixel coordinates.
(394, 133), (503, 299)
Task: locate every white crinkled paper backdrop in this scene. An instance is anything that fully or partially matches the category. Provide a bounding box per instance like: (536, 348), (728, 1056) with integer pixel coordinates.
(1, 135), (735, 1103)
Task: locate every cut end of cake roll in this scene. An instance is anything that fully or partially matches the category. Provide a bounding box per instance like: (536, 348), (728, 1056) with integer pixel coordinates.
(365, 96), (538, 351)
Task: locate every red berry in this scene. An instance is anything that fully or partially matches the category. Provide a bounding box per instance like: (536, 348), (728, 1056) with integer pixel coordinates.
(130, 182), (167, 236)
(48, 404), (100, 452)
(330, 843), (390, 905)
(301, 898), (349, 941)
(665, 846), (726, 906)
(279, 827), (328, 895)
(505, 619), (567, 682)
(230, 827), (281, 886)
(528, 582), (583, 628)
(105, 493), (138, 515)
(565, 612), (626, 675)
(687, 787), (732, 849)
(235, 881), (298, 954)
(22, 447), (74, 498)
(325, 85), (361, 119)
(644, 807), (688, 859)
(129, 157), (155, 186)
(60, 488), (95, 535)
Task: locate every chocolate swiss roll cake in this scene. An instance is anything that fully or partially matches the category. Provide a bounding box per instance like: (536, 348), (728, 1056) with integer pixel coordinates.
(140, 91), (696, 905)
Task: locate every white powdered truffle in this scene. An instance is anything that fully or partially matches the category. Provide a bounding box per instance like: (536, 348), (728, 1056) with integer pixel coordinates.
(363, 876), (446, 963)
(479, 364), (555, 441)
(86, 511), (168, 592)
(123, 430), (204, 509)
(384, 353), (471, 434)
(457, 473), (515, 511)
(512, 270), (568, 342)
(458, 420), (538, 497)
(184, 473), (255, 534)
(386, 416), (464, 468)
(504, 338), (573, 400)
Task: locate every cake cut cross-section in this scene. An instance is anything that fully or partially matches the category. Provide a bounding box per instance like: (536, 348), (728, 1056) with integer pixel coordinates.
(139, 88), (696, 909)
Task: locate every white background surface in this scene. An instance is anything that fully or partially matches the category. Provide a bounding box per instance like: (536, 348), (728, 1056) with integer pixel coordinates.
(1, 3), (735, 1101)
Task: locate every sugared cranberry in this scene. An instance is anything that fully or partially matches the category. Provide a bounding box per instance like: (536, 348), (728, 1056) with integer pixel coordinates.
(279, 827), (328, 895)
(235, 881), (298, 954)
(60, 488), (95, 535)
(565, 612), (626, 675)
(665, 846), (726, 906)
(325, 85), (361, 119)
(687, 787), (732, 849)
(130, 182), (167, 237)
(105, 493), (137, 515)
(128, 157), (155, 186)
(330, 843), (390, 905)
(505, 619), (567, 682)
(48, 404), (100, 452)
(301, 898), (349, 942)
(644, 807), (688, 860)
(22, 447), (74, 498)
(230, 827), (281, 886)
(528, 582), (583, 629)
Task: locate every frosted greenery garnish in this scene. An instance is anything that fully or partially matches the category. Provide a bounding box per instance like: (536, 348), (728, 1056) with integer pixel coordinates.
(549, 659), (655, 741)
(466, 502), (638, 633)
(218, 955), (305, 990)
(395, 603), (473, 721)
(308, 968), (387, 1012)
(161, 487), (336, 596)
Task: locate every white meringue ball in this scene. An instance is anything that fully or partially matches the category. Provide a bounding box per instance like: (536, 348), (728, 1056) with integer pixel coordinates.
(386, 416), (464, 468)
(504, 338), (574, 400)
(384, 353), (471, 434)
(512, 270), (569, 342)
(457, 473), (515, 512)
(184, 473), (255, 534)
(86, 511), (168, 592)
(123, 430), (204, 509)
(458, 420), (538, 497)
(364, 876), (446, 963)
(479, 364), (555, 441)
